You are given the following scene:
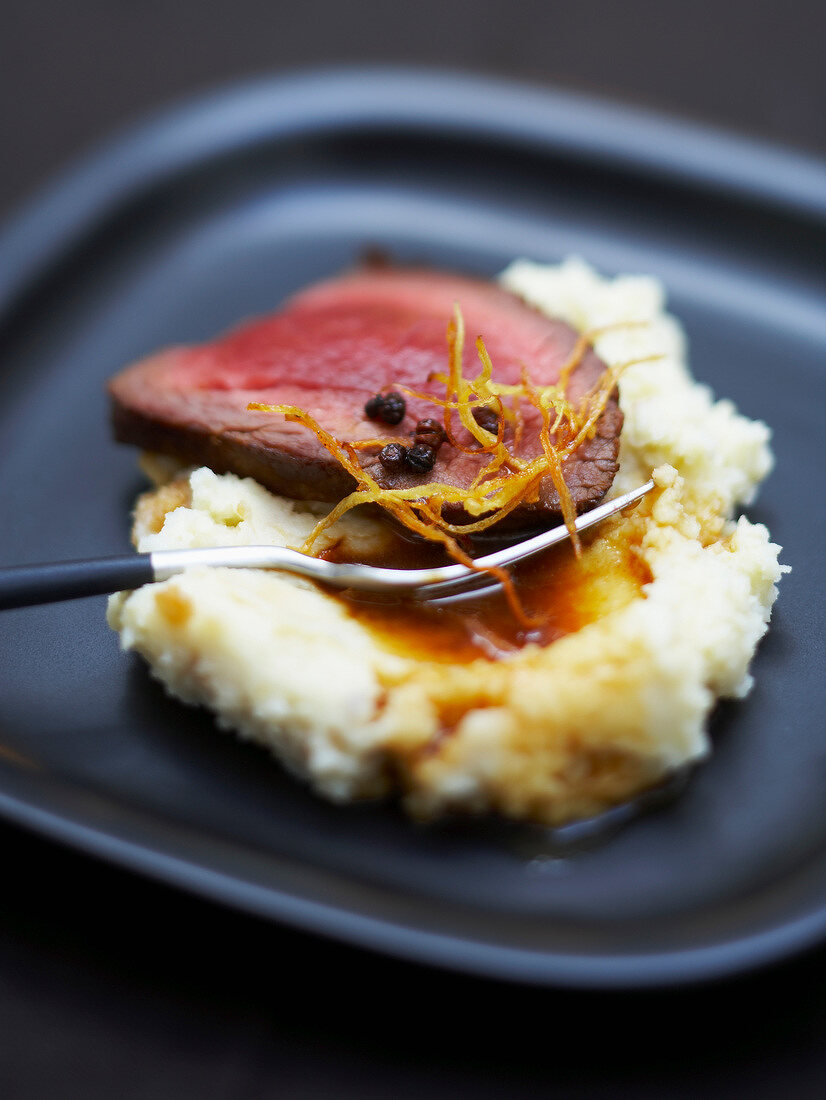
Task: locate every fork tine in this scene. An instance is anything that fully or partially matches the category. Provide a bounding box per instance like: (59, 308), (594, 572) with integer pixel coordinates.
(471, 479), (654, 572)
(414, 479), (655, 597)
(148, 479), (656, 597)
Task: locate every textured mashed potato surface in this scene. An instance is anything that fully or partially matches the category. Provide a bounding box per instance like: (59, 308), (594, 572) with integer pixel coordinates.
(108, 259), (784, 825)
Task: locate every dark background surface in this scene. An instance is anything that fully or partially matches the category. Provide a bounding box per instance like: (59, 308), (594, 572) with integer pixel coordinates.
(2, 3), (826, 1097)
(3, 0), (826, 220)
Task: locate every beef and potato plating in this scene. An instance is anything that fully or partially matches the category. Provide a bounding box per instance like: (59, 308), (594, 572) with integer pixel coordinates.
(107, 257), (785, 827)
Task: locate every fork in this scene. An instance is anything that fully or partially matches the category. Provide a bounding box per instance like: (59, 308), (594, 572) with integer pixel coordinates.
(0, 480), (654, 610)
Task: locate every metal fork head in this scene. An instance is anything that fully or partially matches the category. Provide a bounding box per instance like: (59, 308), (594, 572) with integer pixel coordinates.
(149, 479), (654, 597)
(341, 477), (655, 597)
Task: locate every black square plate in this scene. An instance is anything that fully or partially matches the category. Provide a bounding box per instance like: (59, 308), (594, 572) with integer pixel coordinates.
(1, 70), (824, 989)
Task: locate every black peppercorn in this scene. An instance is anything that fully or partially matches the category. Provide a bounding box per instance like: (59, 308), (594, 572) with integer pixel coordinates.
(413, 418), (445, 452)
(406, 443), (436, 473)
(364, 393), (385, 420)
(414, 418), (445, 443)
(364, 391), (406, 425)
(378, 442), (408, 471)
(379, 392), (406, 425)
(414, 432), (442, 452)
(473, 406), (500, 434)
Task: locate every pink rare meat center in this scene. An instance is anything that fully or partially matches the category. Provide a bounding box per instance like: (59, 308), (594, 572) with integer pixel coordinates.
(109, 268), (622, 526)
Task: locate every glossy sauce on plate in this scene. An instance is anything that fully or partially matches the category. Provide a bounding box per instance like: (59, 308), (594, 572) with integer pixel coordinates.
(322, 520), (651, 662)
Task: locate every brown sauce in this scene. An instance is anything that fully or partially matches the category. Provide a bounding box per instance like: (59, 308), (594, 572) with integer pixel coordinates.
(321, 521), (651, 664)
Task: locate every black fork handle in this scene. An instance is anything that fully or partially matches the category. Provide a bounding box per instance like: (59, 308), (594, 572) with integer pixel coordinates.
(0, 555), (155, 610)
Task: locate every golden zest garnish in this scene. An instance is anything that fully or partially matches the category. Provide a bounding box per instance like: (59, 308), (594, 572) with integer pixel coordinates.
(248, 306), (657, 625)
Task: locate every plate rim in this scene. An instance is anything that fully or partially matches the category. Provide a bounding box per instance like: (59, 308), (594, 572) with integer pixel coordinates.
(4, 763), (826, 992)
(3, 66), (826, 318)
(0, 67), (823, 990)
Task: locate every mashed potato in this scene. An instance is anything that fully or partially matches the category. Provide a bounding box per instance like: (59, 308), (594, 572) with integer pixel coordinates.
(108, 259), (784, 825)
